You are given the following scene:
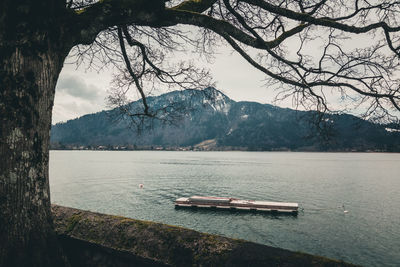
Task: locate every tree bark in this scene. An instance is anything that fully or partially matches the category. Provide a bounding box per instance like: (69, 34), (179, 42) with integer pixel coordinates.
(0, 1), (212, 266)
(0, 38), (69, 267)
(0, 1), (168, 265)
(0, 1), (74, 265)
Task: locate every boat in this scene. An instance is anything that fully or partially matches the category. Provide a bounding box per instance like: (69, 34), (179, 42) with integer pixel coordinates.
(175, 196), (298, 213)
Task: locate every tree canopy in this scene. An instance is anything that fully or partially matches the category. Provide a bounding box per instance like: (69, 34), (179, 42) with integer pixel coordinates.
(65, 0), (400, 124)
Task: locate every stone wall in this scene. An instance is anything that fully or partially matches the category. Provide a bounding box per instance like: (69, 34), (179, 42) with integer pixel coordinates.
(52, 205), (357, 267)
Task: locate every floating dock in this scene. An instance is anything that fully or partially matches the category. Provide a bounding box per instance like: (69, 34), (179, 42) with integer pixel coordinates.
(175, 196), (298, 213)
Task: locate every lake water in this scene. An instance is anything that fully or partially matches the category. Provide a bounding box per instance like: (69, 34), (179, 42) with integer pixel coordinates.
(49, 151), (400, 266)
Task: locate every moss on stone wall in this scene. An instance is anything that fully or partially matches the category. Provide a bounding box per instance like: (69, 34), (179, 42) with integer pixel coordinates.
(52, 205), (358, 267)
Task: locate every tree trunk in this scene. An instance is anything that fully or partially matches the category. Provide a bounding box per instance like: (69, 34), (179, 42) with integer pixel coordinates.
(0, 42), (69, 266)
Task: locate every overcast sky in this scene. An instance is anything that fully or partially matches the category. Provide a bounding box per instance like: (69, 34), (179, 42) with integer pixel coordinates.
(53, 30), (376, 124)
(52, 44), (280, 124)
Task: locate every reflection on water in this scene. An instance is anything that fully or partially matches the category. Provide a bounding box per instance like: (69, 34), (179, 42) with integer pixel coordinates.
(174, 205), (299, 217)
(50, 151), (400, 267)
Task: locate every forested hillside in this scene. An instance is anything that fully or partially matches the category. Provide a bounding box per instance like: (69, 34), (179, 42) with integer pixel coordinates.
(51, 88), (400, 152)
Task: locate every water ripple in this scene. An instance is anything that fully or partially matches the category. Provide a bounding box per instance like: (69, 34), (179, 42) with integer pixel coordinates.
(49, 151), (400, 267)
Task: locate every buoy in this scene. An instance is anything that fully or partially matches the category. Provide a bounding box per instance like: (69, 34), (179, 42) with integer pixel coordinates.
(342, 204), (349, 213)
(139, 183), (144, 189)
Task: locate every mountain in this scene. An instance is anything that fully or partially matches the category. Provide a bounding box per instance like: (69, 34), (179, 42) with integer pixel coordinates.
(50, 87), (400, 152)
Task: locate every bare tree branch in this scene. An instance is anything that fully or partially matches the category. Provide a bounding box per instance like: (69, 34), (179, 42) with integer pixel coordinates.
(65, 0), (400, 124)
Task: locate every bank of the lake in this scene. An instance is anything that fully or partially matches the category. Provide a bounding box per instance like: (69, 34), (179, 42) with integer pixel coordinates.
(50, 151), (400, 266)
(53, 205), (357, 266)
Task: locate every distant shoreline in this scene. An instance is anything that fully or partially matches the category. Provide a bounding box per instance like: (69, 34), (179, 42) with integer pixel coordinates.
(49, 148), (400, 153)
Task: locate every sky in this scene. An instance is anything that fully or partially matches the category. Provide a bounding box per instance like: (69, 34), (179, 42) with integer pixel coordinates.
(53, 45), (277, 124)
(52, 26), (385, 124)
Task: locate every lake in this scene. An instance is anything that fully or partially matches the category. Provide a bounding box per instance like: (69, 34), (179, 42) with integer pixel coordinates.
(49, 151), (400, 266)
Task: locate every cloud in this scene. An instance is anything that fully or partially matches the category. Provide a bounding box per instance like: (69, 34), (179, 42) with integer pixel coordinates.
(52, 93), (106, 124)
(53, 74), (109, 124)
(56, 75), (102, 102)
